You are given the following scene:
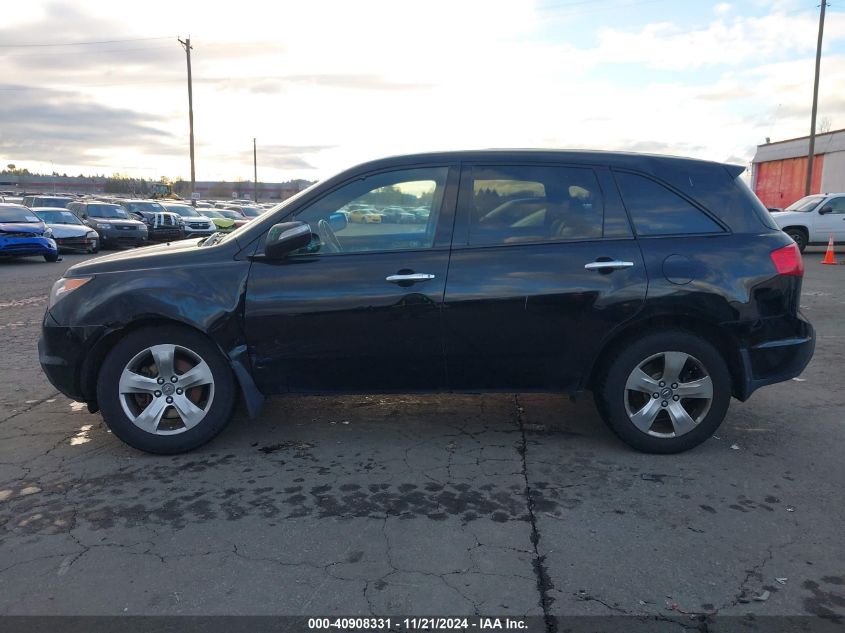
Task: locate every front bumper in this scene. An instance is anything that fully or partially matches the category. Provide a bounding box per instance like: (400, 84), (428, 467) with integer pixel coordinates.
(38, 314), (104, 402)
(147, 226), (184, 241)
(735, 315), (815, 400)
(55, 235), (98, 253)
(0, 236), (57, 257)
(100, 228), (147, 248)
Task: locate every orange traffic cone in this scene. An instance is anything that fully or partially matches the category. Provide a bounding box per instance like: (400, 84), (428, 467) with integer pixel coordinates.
(822, 235), (838, 265)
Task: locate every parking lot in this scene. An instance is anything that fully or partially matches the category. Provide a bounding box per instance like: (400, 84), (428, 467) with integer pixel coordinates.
(0, 250), (843, 624)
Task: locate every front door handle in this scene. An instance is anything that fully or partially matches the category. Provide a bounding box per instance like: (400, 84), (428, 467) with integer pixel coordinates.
(584, 260), (635, 271)
(386, 273), (436, 283)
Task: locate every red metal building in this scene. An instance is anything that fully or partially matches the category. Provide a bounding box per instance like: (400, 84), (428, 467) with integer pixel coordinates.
(752, 128), (845, 208)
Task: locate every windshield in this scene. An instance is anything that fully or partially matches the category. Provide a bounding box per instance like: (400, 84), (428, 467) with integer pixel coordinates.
(88, 204), (130, 219)
(0, 206), (42, 223)
(122, 201), (165, 214)
(785, 195), (825, 212)
(167, 205), (201, 217)
(239, 206), (263, 217)
(34, 210), (83, 225)
(35, 197), (73, 208)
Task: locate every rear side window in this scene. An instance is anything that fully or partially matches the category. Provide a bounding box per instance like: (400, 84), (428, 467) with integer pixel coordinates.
(615, 171), (724, 236)
(467, 165), (604, 246)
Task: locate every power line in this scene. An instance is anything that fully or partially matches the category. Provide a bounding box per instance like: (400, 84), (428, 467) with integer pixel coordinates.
(0, 35), (177, 48)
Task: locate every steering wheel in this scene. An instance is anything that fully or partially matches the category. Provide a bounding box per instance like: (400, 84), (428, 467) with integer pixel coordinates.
(317, 219), (342, 253)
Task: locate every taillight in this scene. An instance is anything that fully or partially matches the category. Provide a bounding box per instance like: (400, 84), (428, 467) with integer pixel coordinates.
(770, 243), (804, 276)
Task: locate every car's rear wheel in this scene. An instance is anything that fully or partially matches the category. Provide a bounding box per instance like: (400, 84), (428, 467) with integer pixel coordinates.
(595, 330), (731, 453)
(785, 228), (808, 252)
(96, 326), (237, 454)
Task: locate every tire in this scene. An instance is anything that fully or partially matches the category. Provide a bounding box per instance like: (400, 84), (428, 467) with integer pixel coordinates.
(785, 228), (807, 253)
(96, 325), (237, 454)
(595, 330), (731, 454)
(44, 252), (59, 262)
(89, 241), (100, 254)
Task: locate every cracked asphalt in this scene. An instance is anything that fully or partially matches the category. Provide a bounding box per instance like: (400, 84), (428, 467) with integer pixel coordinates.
(0, 249), (843, 625)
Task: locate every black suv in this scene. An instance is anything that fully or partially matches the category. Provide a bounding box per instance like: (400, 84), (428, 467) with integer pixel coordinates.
(67, 201), (148, 248)
(39, 150), (814, 454)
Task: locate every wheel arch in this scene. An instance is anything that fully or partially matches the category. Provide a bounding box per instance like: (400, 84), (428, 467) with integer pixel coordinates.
(585, 314), (746, 399)
(781, 225), (809, 249)
(80, 316), (264, 418)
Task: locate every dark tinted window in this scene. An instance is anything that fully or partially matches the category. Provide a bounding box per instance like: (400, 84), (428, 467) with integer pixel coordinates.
(467, 165), (603, 246)
(825, 196), (845, 214)
(615, 172), (724, 236)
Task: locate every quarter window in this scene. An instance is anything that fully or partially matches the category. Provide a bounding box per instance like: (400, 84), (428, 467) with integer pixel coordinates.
(467, 165), (604, 246)
(615, 172), (724, 236)
(293, 167), (448, 255)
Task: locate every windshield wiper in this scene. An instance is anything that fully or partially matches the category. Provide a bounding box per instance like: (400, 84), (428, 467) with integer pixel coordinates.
(201, 232), (224, 247)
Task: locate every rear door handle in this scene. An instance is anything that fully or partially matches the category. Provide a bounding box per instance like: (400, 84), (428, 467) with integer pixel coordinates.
(386, 273), (436, 283)
(584, 260), (635, 271)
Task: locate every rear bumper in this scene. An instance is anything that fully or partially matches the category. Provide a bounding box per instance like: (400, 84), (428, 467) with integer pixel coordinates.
(734, 316), (815, 400)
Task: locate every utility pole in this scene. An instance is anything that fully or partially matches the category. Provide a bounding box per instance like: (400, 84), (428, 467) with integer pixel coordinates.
(253, 138), (258, 203)
(805, 1), (827, 196)
(178, 37), (196, 204)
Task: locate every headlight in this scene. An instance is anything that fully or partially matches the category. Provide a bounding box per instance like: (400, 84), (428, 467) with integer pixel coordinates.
(49, 277), (93, 308)
(99, 223), (113, 229)
(43, 227), (53, 238)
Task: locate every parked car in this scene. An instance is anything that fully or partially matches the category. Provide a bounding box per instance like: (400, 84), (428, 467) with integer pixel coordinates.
(119, 200), (184, 242)
(227, 205), (264, 219)
(39, 150), (813, 455)
(0, 203), (59, 262)
(162, 204), (216, 238)
(33, 208), (99, 253)
(208, 208), (249, 228)
(22, 195), (75, 209)
(347, 206), (382, 223)
(770, 193), (845, 251)
(67, 202), (148, 249)
(199, 209), (238, 232)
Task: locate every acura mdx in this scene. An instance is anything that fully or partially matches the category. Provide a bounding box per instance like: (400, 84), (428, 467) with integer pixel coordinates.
(38, 151), (814, 454)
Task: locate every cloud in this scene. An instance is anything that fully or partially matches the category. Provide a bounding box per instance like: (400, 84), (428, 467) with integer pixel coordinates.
(205, 144), (335, 170)
(209, 73), (431, 95)
(0, 85), (176, 164)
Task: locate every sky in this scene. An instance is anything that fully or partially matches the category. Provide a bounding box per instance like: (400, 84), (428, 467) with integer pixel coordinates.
(1, 0), (844, 184)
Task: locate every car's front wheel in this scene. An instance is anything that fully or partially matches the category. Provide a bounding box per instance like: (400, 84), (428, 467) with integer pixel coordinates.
(96, 326), (237, 453)
(44, 252), (59, 262)
(595, 330), (731, 453)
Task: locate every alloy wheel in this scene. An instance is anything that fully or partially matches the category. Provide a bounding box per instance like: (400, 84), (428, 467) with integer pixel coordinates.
(623, 351), (713, 438)
(117, 343), (215, 435)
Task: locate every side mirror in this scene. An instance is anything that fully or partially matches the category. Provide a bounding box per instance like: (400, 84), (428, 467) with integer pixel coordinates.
(328, 212), (348, 232)
(265, 221), (313, 259)
(819, 205), (833, 215)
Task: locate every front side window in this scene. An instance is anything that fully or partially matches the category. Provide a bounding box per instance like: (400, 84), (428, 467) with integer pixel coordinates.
(293, 167), (448, 255)
(467, 165), (604, 246)
(615, 172), (724, 236)
(823, 197), (845, 214)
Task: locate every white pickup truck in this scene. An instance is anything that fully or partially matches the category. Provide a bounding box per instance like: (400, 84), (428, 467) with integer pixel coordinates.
(771, 193), (845, 251)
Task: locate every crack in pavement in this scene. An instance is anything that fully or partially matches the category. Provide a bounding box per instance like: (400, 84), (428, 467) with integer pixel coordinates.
(0, 391), (61, 426)
(514, 395), (556, 633)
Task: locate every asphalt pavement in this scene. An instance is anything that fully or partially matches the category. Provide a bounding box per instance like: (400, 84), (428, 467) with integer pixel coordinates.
(0, 248), (842, 628)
